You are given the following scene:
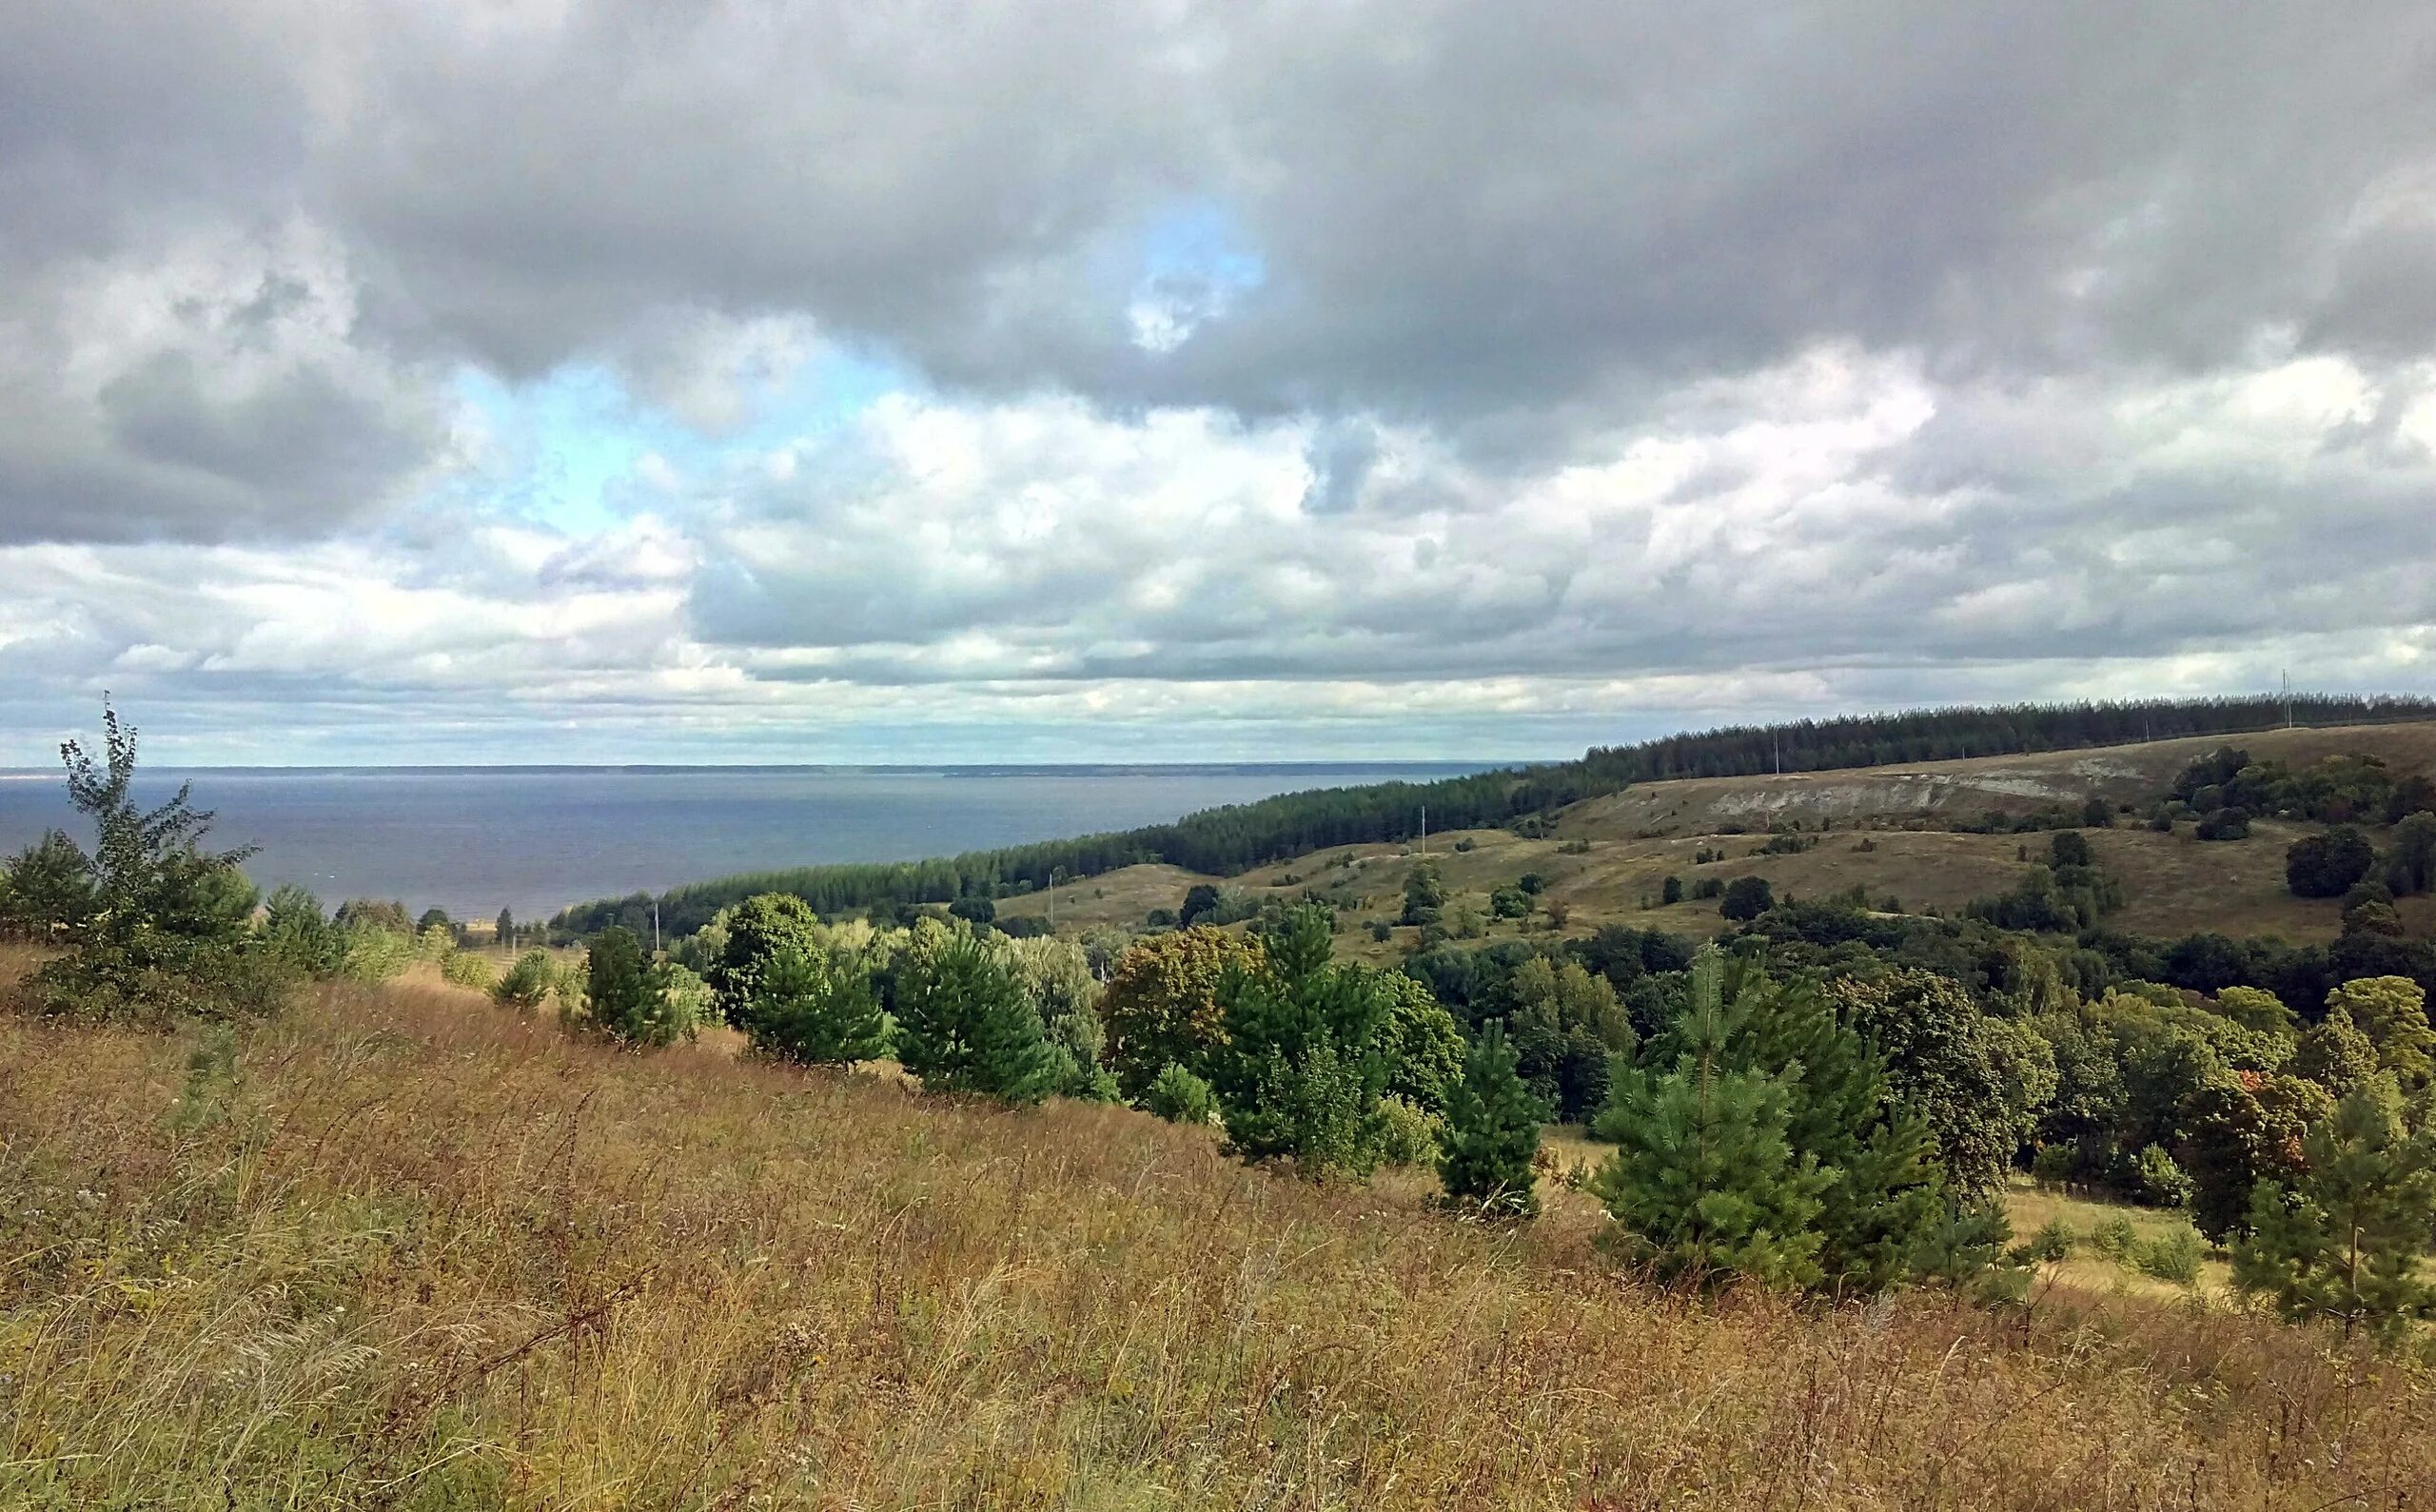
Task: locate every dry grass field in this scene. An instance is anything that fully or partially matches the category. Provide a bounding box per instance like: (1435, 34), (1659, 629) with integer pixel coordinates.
(6, 953), (2434, 1508)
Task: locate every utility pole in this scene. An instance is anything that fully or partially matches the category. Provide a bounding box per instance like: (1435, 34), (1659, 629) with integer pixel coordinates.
(1419, 804), (1428, 855)
(652, 898), (661, 956)
(2283, 669), (2293, 729)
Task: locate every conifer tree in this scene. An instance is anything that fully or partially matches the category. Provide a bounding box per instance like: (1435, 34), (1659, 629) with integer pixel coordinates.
(894, 931), (1057, 1104)
(1210, 904), (1394, 1177)
(1437, 1020), (1543, 1217)
(2233, 1074), (2436, 1345)
(1588, 953), (1833, 1289)
(749, 942), (892, 1066)
(1593, 949), (1951, 1293)
(585, 925), (693, 1047)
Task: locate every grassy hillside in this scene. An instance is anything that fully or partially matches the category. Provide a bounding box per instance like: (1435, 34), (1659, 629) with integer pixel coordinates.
(1001, 721), (2436, 960)
(4, 956), (2430, 1508)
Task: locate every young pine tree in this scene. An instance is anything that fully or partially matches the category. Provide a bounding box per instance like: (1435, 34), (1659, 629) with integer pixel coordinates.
(1436, 1019), (1543, 1218)
(894, 932), (1057, 1104)
(2233, 1074), (2436, 1346)
(1210, 905), (1394, 1178)
(748, 942), (892, 1066)
(1588, 952), (1833, 1289)
(584, 925), (686, 1047)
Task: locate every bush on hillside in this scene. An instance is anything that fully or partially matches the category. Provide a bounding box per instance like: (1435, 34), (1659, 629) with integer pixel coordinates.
(749, 942), (893, 1066)
(894, 931), (1057, 1105)
(1435, 1020), (1542, 1218)
(492, 951), (557, 1012)
(1143, 1063), (1219, 1126)
(1718, 875), (1775, 921)
(2286, 828), (2374, 899)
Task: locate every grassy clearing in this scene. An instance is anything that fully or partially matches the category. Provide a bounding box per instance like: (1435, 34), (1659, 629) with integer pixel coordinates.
(4, 971), (2432, 1508)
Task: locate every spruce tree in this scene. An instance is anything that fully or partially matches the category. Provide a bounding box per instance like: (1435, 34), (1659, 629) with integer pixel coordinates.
(1437, 1019), (1543, 1218)
(894, 932), (1057, 1104)
(749, 943), (892, 1066)
(2233, 1074), (2436, 1345)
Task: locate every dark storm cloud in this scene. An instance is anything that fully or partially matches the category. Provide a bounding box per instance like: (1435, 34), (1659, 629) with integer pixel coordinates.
(304, 0), (2436, 422)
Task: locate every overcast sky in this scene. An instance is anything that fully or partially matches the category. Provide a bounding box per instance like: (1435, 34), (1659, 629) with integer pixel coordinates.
(5, 1), (2435, 765)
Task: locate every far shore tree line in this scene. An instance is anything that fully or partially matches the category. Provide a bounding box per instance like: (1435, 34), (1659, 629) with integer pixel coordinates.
(10, 704), (2436, 1345)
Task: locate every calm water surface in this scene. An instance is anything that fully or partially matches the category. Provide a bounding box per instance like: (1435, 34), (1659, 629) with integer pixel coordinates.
(0, 763), (1493, 921)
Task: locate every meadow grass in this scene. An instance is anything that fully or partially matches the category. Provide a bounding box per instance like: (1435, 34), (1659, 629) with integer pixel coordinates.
(4, 962), (2432, 1508)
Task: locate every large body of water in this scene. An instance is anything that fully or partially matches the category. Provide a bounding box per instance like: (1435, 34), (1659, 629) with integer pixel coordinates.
(0, 763), (1493, 923)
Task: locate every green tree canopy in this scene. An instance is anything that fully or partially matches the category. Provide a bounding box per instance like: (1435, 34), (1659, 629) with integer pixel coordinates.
(706, 893), (821, 1030)
(1211, 904), (1394, 1177)
(749, 940), (892, 1066)
(2234, 1074), (2436, 1345)
(1097, 926), (1263, 1097)
(894, 930), (1057, 1105)
(1437, 1021), (1542, 1218)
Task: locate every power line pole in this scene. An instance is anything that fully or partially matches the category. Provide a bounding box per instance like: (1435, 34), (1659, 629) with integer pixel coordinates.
(2283, 669), (2293, 729)
(1419, 804), (1427, 855)
(652, 898), (661, 956)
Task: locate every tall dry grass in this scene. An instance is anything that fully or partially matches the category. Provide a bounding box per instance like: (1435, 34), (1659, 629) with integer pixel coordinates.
(3, 971), (2430, 1508)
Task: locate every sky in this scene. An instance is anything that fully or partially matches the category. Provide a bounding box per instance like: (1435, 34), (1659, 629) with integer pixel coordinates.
(5, 1), (2436, 765)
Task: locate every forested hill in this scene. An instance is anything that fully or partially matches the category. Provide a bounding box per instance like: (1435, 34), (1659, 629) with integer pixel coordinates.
(551, 693), (2436, 939)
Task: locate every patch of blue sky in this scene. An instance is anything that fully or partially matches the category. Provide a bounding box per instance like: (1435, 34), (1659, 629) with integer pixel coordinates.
(1126, 197), (1266, 351)
(1140, 197), (1266, 290)
(448, 341), (921, 533)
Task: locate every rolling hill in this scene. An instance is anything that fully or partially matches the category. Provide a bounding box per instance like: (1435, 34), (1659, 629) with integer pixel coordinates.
(998, 721), (2436, 958)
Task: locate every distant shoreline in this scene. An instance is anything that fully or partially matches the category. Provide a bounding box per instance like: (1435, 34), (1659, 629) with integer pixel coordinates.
(0, 760), (1530, 778)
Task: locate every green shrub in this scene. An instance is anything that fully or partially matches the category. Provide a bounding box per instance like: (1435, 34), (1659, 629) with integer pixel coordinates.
(493, 950), (557, 1012)
(441, 951), (497, 990)
(2031, 1142), (2077, 1187)
(2090, 1214), (2139, 1259)
(2133, 1226), (2207, 1286)
(1376, 1094), (1441, 1168)
(1144, 1064), (1219, 1126)
(746, 944), (890, 1065)
(2117, 1143), (2193, 1208)
(1436, 1020), (1542, 1219)
(2021, 1218), (2075, 1263)
(341, 927), (415, 985)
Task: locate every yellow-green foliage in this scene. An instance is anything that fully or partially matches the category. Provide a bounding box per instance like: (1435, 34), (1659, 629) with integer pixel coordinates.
(337, 925), (413, 984)
(440, 950), (496, 990)
(4, 973), (2432, 1508)
(415, 921), (456, 961)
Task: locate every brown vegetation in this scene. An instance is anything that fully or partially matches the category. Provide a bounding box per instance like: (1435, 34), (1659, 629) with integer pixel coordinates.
(5, 964), (2432, 1507)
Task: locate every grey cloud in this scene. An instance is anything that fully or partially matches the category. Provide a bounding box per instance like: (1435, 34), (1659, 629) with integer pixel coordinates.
(20, 1), (2414, 426)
